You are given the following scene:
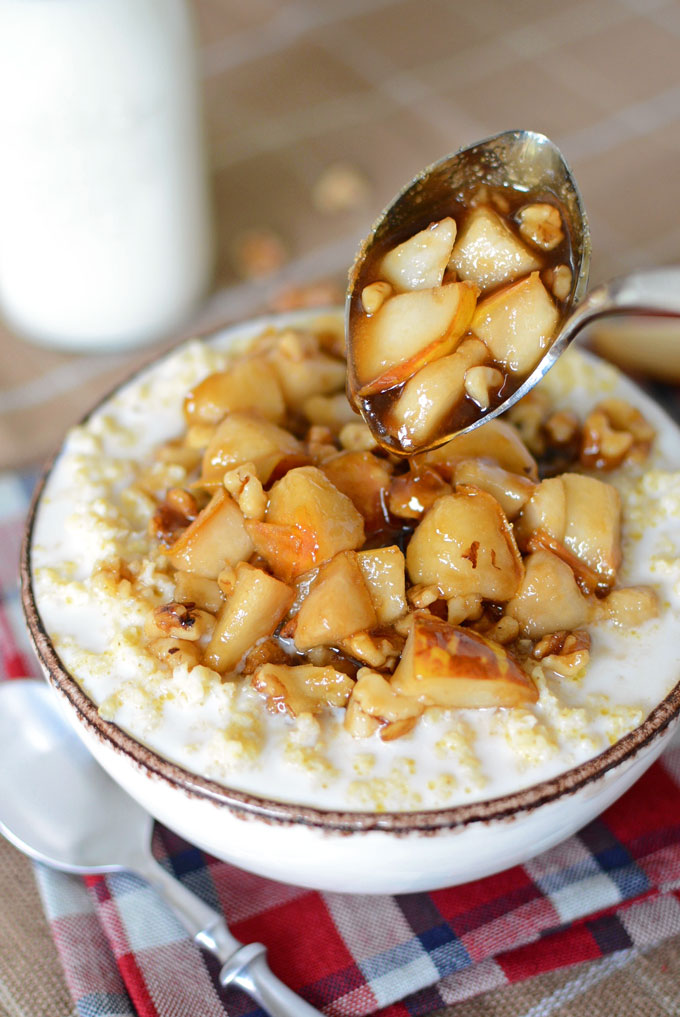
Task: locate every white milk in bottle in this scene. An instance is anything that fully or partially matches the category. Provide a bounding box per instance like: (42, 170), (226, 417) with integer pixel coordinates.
(0, 0), (214, 351)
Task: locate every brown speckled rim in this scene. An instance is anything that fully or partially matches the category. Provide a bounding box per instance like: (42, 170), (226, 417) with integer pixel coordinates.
(19, 310), (680, 835)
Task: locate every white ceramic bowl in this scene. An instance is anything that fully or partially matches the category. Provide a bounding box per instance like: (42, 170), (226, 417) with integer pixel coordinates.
(21, 309), (680, 895)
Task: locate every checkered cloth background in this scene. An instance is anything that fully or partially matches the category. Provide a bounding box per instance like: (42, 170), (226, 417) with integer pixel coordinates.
(2, 467), (680, 1017)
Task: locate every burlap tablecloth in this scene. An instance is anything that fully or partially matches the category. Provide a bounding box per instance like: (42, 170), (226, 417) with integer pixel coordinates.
(3, 1), (680, 1014)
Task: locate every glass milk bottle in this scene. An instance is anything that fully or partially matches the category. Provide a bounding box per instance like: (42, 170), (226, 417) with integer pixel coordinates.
(0, 0), (214, 352)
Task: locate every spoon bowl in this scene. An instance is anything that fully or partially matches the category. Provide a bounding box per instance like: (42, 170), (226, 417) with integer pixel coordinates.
(0, 678), (151, 873)
(346, 129), (591, 450)
(0, 679), (324, 1017)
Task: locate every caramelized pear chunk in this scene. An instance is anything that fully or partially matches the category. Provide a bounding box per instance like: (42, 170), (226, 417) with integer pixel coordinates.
(165, 489), (253, 579)
(184, 357), (285, 427)
(472, 272), (559, 376)
(321, 451), (392, 531)
(407, 486), (523, 601)
(293, 551), (378, 652)
(422, 419), (538, 480)
(516, 473), (621, 590)
(204, 563), (294, 674)
(357, 546), (408, 624)
(505, 549), (592, 639)
(352, 282), (478, 395)
(449, 205), (541, 290)
(391, 614), (537, 709)
(201, 413), (305, 487)
(378, 218), (457, 292)
(264, 466), (365, 576)
(387, 336), (488, 449)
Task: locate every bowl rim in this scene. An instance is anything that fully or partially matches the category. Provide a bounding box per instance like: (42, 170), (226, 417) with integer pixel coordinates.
(20, 308), (680, 835)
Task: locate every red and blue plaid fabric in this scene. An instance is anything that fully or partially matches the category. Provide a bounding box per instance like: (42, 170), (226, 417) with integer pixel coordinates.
(3, 466), (680, 1017)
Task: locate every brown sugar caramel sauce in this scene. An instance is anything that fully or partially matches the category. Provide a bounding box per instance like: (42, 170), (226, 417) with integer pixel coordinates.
(347, 183), (575, 457)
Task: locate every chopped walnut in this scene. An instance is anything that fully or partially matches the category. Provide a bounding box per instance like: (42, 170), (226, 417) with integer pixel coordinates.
(145, 602), (214, 642)
(242, 637), (291, 675)
(464, 365), (504, 410)
(342, 630), (404, 669)
(223, 462), (267, 520)
(251, 663), (354, 718)
(150, 488), (198, 546)
(544, 410), (579, 447)
(149, 637), (201, 670)
(362, 281), (392, 314)
(544, 264), (572, 301)
(534, 629), (590, 678)
(232, 227), (287, 279)
(517, 203), (564, 251)
(446, 594), (483, 625)
(345, 668), (423, 741)
(483, 615), (520, 645)
(407, 584), (442, 610)
(595, 586), (659, 628)
(580, 400), (654, 471)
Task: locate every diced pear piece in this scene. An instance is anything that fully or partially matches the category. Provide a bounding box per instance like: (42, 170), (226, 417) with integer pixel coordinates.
(165, 489), (253, 579)
(266, 466), (365, 573)
(203, 562), (294, 673)
(422, 418), (538, 480)
(173, 572), (225, 613)
(406, 486), (523, 601)
(352, 282), (478, 394)
(391, 614), (537, 708)
(378, 218), (457, 292)
(357, 546), (407, 624)
(514, 476), (566, 546)
(251, 663), (354, 718)
(269, 336), (346, 407)
(321, 451), (392, 531)
(449, 205), (540, 290)
(293, 551), (378, 651)
(245, 520), (319, 584)
(453, 459), (536, 520)
(201, 413), (305, 486)
(184, 358), (285, 427)
(387, 337), (488, 450)
(472, 271), (559, 376)
(302, 392), (358, 430)
(387, 467), (451, 520)
(516, 474), (621, 587)
(505, 549), (592, 639)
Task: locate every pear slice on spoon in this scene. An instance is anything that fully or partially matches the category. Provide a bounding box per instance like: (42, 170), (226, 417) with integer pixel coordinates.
(0, 679), (323, 1017)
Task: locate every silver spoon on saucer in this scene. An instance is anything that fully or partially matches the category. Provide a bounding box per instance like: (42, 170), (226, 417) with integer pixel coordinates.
(346, 128), (680, 454)
(0, 679), (323, 1017)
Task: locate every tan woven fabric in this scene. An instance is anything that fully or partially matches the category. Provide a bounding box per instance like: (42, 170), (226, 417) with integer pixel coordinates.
(3, 0), (680, 1014)
(0, 839), (75, 1017)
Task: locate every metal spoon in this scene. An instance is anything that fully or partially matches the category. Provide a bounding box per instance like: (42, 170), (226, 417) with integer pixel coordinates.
(0, 679), (323, 1017)
(346, 128), (680, 452)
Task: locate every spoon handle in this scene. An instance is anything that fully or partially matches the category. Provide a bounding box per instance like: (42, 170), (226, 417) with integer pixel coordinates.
(562, 266), (680, 345)
(220, 942), (325, 1017)
(136, 854), (324, 1016)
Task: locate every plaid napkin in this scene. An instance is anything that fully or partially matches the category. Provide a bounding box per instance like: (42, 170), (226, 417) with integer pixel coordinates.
(3, 468), (680, 1017)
